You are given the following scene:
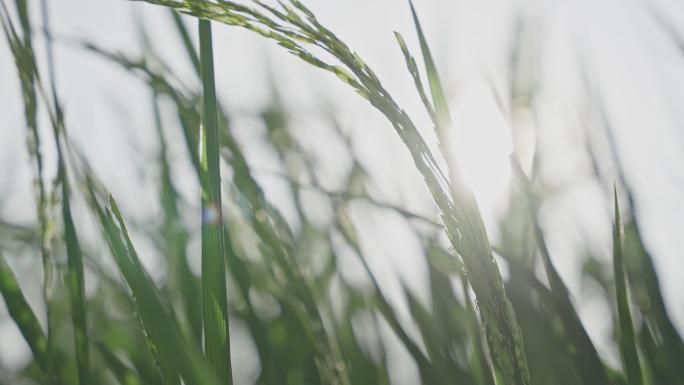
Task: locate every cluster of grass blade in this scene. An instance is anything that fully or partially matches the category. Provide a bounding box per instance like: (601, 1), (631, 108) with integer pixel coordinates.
(1, 1), (683, 385)
(129, 1), (531, 383)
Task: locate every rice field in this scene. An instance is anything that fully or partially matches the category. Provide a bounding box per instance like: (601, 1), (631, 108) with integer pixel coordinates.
(0, 1), (683, 385)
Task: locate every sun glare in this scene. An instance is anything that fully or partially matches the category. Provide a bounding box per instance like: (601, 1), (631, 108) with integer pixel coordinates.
(450, 81), (514, 222)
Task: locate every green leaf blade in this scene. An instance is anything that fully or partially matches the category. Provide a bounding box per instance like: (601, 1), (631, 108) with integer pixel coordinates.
(0, 254), (49, 371)
(62, 182), (90, 385)
(407, 0), (452, 130)
(99, 193), (219, 385)
(199, 19), (232, 385)
(613, 187), (643, 385)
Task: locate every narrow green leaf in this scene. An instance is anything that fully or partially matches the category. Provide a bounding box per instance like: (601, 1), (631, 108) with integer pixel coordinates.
(394, 31), (436, 122)
(407, 0), (452, 130)
(598, 101), (684, 381)
(61, 178), (90, 385)
(613, 187), (643, 385)
(84, 185), (218, 385)
(198, 19), (232, 385)
(0, 254), (48, 371)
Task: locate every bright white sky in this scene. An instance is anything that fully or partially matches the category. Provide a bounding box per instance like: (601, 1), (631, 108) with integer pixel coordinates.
(1, 0), (684, 381)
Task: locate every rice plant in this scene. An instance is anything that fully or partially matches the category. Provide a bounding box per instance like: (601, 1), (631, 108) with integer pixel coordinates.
(0, 1), (682, 385)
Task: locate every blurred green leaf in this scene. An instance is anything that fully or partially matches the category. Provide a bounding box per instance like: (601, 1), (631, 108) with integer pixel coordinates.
(0, 254), (49, 372)
(198, 19), (233, 385)
(612, 188), (642, 385)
